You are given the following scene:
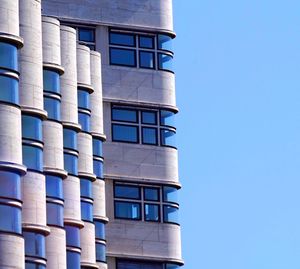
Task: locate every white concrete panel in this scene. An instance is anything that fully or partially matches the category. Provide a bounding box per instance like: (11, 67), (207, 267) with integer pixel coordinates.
(80, 222), (97, 266)
(77, 45), (91, 87)
(0, 0), (19, 36)
(78, 132), (94, 176)
(93, 179), (106, 218)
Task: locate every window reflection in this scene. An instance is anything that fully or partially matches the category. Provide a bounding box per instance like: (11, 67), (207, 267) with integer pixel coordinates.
(115, 201), (141, 220)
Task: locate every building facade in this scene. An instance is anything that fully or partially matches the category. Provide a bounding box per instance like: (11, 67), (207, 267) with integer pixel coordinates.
(0, 1), (182, 269)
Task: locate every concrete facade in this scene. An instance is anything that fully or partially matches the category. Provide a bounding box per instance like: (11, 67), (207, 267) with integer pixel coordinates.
(0, 0), (182, 269)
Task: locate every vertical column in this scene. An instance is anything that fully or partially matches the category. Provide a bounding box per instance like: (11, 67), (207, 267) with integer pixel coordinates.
(77, 45), (98, 269)
(60, 25), (83, 269)
(42, 16), (67, 269)
(90, 51), (108, 269)
(0, 1), (25, 269)
(19, 1), (49, 268)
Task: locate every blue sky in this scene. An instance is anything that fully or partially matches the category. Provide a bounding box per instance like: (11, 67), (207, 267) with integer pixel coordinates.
(174, 1), (300, 268)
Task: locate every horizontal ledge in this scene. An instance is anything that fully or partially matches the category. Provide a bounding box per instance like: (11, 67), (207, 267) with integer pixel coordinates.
(0, 162), (27, 175)
(21, 107), (48, 120)
(43, 63), (64, 75)
(22, 224), (51, 236)
(44, 167), (68, 179)
(64, 218), (85, 229)
(0, 33), (24, 48)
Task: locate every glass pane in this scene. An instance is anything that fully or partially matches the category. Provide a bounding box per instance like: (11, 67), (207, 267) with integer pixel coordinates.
(23, 232), (46, 258)
(81, 201), (93, 221)
(92, 138), (103, 157)
(43, 70), (60, 94)
(64, 153), (78, 175)
(0, 171), (21, 200)
(110, 33), (135, 46)
(44, 97), (61, 121)
(78, 28), (95, 42)
(0, 205), (21, 233)
(142, 111), (157, 125)
(67, 251), (80, 269)
(25, 262), (46, 269)
(163, 205), (179, 224)
(142, 127), (157, 145)
(0, 42), (18, 71)
(112, 108), (137, 123)
(145, 204), (159, 222)
(163, 186), (178, 204)
(65, 225), (80, 248)
(144, 187), (159, 201)
(23, 145), (43, 171)
(139, 36), (154, 49)
(63, 128), (77, 150)
(47, 202), (64, 227)
(139, 51), (154, 69)
(96, 243), (106, 262)
(78, 112), (90, 132)
(110, 48), (136, 67)
(95, 220), (105, 240)
(165, 264), (181, 269)
(80, 178), (93, 199)
(46, 175), (63, 199)
(158, 34), (173, 52)
(22, 115), (43, 142)
(78, 89), (90, 110)
(158, 53), (173, 72)
(112, 124), (138, 143)
(0, 75), (19, 104)
(160, 110), (176, 127)
(117, 260), (163, 269)
(160, 129), (176, 148)
(115, 185), (140, 199)
(115, 201), (141, 220)
(93, 159), (104, 179)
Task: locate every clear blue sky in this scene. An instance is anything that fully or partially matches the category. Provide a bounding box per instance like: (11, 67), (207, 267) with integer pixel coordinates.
(174, 1), (300, 268)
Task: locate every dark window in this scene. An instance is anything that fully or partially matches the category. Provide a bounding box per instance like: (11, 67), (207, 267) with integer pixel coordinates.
(81, 201), (93, 222)
(43, 70), (60, 94)
(64, 153), (78, 175)
(44, 97), (61, 121)
(163, 186), (178, 204)
(67, 251), (81, 269)
(160, 129), (176, 148)
(112, 124), (138, 143)
(139, 36), (154, 49)
(23, 231), (46, 258)
(63, 128), (77, 150)
(0, 171), (21, 200)
(65, 225), (80, 248)
(0, 204), (21, 234)
(160, 110), (176, 128)
(96, 243), (106, 262)
(144, 204), (160, 222)
(92, 138), (103, 157)
(139, 51), (154, 69)
(0, 42), (18, 71)
(78, 112), (90, 132)
(80, 178), (93, 199)
(144, 187), (159, 201)
(0, 75), (19, 104)
(46, 175), (63, 199)
(95, 220), (105, 240)
(165, 264), (181, 269)
(157, 34), (173, 52)
(163, 205), (179, 224)
(110, 33), (135, 46)
(115, 185), (140, 199)
(110, 48), (136, 67)
(158, 53), (173, 72)
(22, 115), (43, 142)
(115, 201), (141, 220)
(141, 111), (157, 125)
(117, 260), (163, 269)
(142, 127), (157, 145)
(112, 108), (138, 123)
(46, 202), (64, 227)
(25, 263), (46, 269)
(93, 159), (104, 179)
(78, 28), (95, 43)
(22, 145), (43, 172)
(78, 88), (90, 110)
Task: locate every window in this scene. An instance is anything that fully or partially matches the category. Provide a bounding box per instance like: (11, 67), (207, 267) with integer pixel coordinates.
(80, 178), (93, 199)
(78, 88), (90, 110)
(23, 231), (46, 258)
(78, 27), (95, 50)
(46, 202), (64, 227)
(163, 205), (179, 224)
(0, 75), (19, 104)
(96, 243), (106, 262)
(64, 153), (78, 175)
(92, 138), (103, 157)
(109, 30), (174, 72)
(46, 175), (63, 200)
(25, 262), (46, 269)
(63, 128), (77, 150)
(115, 185), (140, 199)
(44, 97), (61, 121)
(65, 225), (80, 248)
(78, 88), (91, 132)
(0, 171), (21, 200)
(22, 145), (43, 172)
(117, 260), (181, 269)
(81, 200), (93, 222)
(115, 201), (141, 220)
(95, 220), (106, 240)
(22, 115), (43, 142)
(67, 251), (81, 269)
(0, 42), (18, 71)
(43, 70), (60, 94)
(111, 106), (177, 148)
(0, 204), (21, 234)
(163, 186), (178, 204)
(93, 159), (104, 179)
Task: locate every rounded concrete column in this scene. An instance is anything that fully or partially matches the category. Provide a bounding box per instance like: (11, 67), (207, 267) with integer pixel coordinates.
(78, 133), (95, 179)
(93, 179), (107, 220)
(77, 45), (92, 90)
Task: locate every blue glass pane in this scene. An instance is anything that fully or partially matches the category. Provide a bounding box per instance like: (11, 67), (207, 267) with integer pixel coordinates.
(0, 75), (19, 104)
(23, 145), (43, 171)
(44, 97), (61, 121)
(23, 232), (46, 258)
(142, 127), (157, 145)
(145, 204), (160, 222)
(158, 34), (173, 52)
(95, 220), (105, 240)
(43, 70), (60, 94)
(46, 175), (63, 199)
(65, 225), (80, 248)
(112, 108), (137, 123)
(93, 159), (104, 179)
(78, 89), (90, 110)
(115, 185), (140, 199)
(117, 260), (163, 269)
(64, 153), (78, 175)
(142, 111), (157, 125)
(160, 129), (176, 148)
(0, 171), (21, 200)
(139, 51), (154, 69)
(63, 128), (77, 150)
(96, 243), (106, 262)
(81, 201), (93, 221)
(92, 138), (103, 157)
(112, 124), (138, 143)
(115, 201), (141, 220)
(22, 115), (43, 141)
(0, 205), (21, 233)
(80, 178), (93, 199)
(67, 251), (81, 269)
(110, 33), (135, 46)
(160, 110), (176, 127)
(25, 263), (46, 269)
(110, 48), (136, 67)
(165, 264), (181, 269)
(0, 42), (18, 71)
(163, 186), (178, 204)
(163, 205), (179, 224)
(158, 53), (173, 72)
(139, 36), (154, 49)
(47, 202), (64, 227)
(79, 28), (95, 42)
(78, 112), (90, 132)
(144, 187), (159, 201)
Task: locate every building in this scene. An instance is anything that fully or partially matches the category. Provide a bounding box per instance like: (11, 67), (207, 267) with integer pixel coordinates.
(0, 1), (182, 269)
